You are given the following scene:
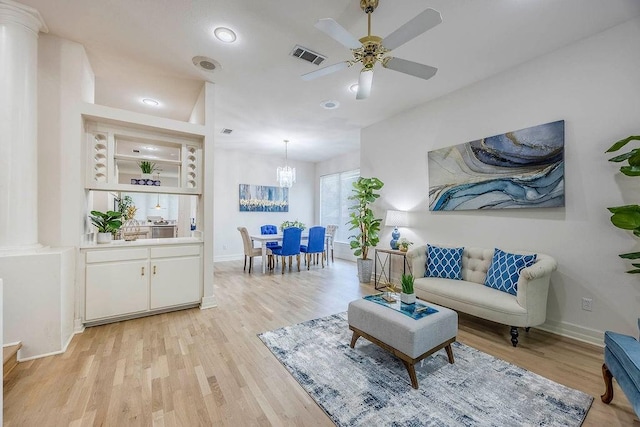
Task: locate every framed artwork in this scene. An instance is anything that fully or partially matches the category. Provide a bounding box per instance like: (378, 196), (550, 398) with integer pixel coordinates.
(239, 184), (289, 212)
(428, 120), (565, 211)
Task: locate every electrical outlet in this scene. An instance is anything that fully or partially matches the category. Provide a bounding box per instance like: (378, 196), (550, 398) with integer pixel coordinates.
(582, 297), (593, 311)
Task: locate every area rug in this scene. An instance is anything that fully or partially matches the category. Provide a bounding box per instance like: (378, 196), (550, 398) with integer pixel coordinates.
(258, 312), (593, 427)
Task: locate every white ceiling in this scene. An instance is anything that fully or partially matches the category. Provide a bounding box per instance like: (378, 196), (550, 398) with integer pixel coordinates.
(21, 0), (640, 162)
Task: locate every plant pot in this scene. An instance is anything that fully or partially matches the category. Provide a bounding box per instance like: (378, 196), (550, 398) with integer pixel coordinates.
(97, 232), (113, 244)
(401, 292), (416, 304)
(357, 258), (373, 283)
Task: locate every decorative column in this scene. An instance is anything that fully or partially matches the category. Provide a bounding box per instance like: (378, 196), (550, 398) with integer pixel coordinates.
(0, 1), (47, 249)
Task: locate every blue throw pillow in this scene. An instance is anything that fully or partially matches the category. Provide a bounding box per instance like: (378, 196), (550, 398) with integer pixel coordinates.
(425, 244), (464, 280)
(484, 248), (537, 295)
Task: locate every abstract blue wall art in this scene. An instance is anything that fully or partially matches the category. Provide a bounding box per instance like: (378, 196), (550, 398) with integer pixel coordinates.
(428, 120), (565, 211)
(239, 184), (289, 212)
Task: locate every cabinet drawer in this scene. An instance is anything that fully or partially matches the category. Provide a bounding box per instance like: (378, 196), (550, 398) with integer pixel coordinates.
(151, 245), (201, 258)
(86, 248), (149, 263)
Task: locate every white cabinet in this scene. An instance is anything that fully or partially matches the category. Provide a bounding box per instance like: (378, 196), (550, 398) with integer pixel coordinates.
(84, 243), (202, 323)
(150, 245), (201, 309)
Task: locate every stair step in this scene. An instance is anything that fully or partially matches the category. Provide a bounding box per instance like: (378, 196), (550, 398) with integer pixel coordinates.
(3, 342), (22, 377)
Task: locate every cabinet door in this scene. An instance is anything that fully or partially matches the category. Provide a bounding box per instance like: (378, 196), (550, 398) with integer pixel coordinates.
(150, 256), (201, 309)
(86, 260), (149, 321)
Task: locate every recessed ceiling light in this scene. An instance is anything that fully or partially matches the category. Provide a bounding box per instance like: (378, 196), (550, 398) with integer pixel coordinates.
(349, 83), (359, 93)
(320, 100), (340, 110)
(214, 27), (237, 43)
(142, 98), (159, 106)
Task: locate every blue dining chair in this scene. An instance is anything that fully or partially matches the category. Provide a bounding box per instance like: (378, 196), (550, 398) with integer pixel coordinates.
(261, 224), (281, 269)
(270, 227), (302, 274)
(300, 226), (326, 269)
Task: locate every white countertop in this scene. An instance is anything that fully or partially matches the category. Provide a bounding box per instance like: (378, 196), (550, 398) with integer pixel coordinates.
(81, 236), (202, 249)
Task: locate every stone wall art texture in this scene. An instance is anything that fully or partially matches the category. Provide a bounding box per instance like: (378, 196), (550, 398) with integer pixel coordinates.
(428, 120), (565, 211)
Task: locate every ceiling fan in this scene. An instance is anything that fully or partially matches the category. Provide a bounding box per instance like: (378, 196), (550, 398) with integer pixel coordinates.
(301, 0), (442, 100)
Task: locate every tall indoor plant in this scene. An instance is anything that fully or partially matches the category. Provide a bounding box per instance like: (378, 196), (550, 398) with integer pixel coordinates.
(348, 176), (384, 282)
(606, 135), (640, 272)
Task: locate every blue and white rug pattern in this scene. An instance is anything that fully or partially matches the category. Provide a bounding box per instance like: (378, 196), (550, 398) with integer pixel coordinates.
(258, 312), (593, 426)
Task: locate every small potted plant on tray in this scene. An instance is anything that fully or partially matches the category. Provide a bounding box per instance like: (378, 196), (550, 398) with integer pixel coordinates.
(89, 210), (123, 243)
(400, 273), (416, 304)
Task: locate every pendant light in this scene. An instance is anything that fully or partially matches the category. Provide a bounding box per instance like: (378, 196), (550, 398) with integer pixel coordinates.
(276, 139), (296, 188)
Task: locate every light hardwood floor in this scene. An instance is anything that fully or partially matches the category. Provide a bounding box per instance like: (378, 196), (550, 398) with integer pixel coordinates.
(3, 259), (638, 426)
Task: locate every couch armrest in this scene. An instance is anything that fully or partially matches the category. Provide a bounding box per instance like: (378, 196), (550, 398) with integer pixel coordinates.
(516, 254), (558, 326)
(406, 245), (427, 278)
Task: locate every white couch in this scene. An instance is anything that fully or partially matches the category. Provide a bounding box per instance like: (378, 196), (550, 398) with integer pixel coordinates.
(406, 244), (557, 347)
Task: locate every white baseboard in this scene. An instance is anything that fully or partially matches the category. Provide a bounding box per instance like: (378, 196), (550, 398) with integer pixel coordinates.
(74, 318), (85, 334)
(3, 341), (21, 348)
(18, 348), (67, 362)
(537, 318), (604, 347)
(200, 295), (217, 309)
(214, 254), (243, 262)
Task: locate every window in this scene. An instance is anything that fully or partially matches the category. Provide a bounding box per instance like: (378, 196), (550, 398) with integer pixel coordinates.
(320, 169), (359, 242)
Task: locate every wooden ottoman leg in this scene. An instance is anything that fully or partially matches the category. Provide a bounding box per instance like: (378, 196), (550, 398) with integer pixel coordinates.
(401, 360), (419, 389)
(350, 330), (360, 348)
(445, 344), (455, 364)
(601, 363), (614, 404)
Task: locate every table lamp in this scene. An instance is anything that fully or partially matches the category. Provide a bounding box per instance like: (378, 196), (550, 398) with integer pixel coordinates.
(385, 210), (408, 250)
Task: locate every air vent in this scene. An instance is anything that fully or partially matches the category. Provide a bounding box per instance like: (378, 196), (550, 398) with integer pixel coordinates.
(221, 128), (233, 134)
(290, 45), (326, 66)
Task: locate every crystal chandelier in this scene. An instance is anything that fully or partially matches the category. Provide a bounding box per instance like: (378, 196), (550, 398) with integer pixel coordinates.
(277, 139), (296, 188)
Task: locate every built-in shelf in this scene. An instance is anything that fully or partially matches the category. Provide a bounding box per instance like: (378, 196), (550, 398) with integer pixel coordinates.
(83, 110), (204, 195)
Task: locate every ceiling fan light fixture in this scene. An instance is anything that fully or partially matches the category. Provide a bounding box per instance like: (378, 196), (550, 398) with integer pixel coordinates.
(214, 27), (237, 43)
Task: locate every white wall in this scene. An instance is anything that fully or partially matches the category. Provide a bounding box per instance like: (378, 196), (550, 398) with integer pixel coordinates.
(213, 148), (315, 261)
(361, 18), (640, 344)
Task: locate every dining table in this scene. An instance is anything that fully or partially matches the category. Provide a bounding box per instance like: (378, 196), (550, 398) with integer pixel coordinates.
(249, 232), (310, 273)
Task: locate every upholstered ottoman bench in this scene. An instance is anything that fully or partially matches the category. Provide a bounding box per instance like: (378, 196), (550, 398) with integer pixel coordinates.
(347, 297), (458, 389)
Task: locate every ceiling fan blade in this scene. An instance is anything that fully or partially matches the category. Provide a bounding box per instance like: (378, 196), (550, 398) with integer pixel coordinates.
(301, 61), (350, 81)
(383, 57), (437, 80)
(315, 18), (362, 50)
(382, 8), (442, 51)
(356, 70), (373, 100)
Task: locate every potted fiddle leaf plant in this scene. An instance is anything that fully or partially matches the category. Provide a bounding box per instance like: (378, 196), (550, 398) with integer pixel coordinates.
(348, 176), (384, 283)
(400, 273), (416, 304)
(89, 210), (123, 244)
(606, 134), (640, 273)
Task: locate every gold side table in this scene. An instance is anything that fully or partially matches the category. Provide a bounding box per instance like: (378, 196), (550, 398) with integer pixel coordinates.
(374, 248), (412, 290)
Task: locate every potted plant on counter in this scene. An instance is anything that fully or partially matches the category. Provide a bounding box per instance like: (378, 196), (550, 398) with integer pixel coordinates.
(348, 176), (384, 283)
(400, 273), (416, 304)
(89, 210), (123, 243)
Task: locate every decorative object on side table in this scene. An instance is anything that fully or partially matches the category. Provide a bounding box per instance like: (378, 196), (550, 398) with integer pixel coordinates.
(400, 273), (416, 304)
(397, 238), (413, 252)
(605, 134), (640, 273)
(385, 210), (408, 249)
(89, 210), (122, 244)
(280, 220), (305, 231)
(383, 283), (398, 303)
(348, 176), (384, 283)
